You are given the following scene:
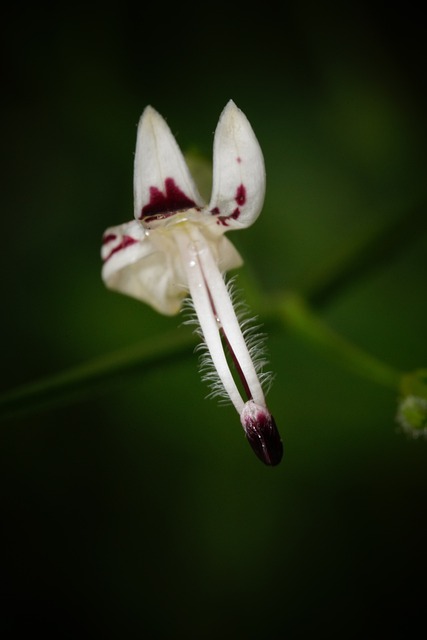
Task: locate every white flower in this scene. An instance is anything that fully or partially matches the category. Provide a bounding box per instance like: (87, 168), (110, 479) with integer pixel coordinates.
(101, 101), (283, 465)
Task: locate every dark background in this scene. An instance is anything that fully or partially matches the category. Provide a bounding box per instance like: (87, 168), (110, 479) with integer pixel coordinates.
(1, 3), (426, 637)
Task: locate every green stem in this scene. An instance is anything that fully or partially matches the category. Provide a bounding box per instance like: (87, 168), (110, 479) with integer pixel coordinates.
(274, 293), (401, 390)
(0, 329), (195, 421)
(3, 197), (424, 421)
(0, 292), (405, 422)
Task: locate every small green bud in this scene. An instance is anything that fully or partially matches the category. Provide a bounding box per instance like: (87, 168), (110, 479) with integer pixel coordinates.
(396, 395), (427, 438)
(397, 370), (427, 438)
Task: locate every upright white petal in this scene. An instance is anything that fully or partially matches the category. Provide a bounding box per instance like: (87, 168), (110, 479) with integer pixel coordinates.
(208, 100), (266, 230)
(134, 106), (205, 223)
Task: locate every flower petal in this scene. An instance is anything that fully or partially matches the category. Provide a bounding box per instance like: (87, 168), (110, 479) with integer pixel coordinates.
(101, 220), (187, 315)
(134, 106), (205, 224)
(208, 100), (265, 230)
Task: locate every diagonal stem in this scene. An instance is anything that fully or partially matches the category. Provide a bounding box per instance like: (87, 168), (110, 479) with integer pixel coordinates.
(2, 199), (424, 421)
(0, 329), (195, 421)
(274, 293), (401, 390)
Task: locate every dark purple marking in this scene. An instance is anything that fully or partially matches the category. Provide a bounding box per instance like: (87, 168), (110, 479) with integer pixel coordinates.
(103, 235), (138, 262)
(214, 184), (246, 225)
(236, 156), (242, 163)
(242, 406), (283, 466)
(102, 233), (117, 245)
(140, 177), (195, 219)
(235, 183), (246, 206)
(215, 207), (241, 227)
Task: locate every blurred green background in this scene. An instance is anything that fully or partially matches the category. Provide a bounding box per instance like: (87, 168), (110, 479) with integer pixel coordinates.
(1, 2), (426, 636)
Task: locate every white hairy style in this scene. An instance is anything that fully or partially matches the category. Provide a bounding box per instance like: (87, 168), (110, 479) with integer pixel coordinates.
(183, 278), (273, 405)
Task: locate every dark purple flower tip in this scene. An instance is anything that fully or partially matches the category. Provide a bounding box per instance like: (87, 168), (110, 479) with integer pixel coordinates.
(240, 401), (283, 466)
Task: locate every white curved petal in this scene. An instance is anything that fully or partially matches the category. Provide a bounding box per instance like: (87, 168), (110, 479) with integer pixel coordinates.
(208, 100), (266, 230)
(134, 106), (205, 223)
(101, 220), (187, 315)
(215, 234), (243, 272)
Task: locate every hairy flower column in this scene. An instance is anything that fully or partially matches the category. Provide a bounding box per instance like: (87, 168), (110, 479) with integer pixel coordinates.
(101, 101), (283, 465)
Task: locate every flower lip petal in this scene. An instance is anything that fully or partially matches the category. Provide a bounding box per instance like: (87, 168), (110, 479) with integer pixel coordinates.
(101, 220), (145, 263)
(101, 221), (150, 283)
(134, 106), (205, 223)
(101, 221), (187, 316)
(208, 100), (266, 230)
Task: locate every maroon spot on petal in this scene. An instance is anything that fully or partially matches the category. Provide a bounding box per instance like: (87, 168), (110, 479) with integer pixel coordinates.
(215, 206), (240, 226)
(140, 177), (196, 220)
(102, 233), (117, 245)
(210, 206), (220, 215)
(235, 183), (246, 206)
(236, 156), (242, 163)
(103, 235), (138, 262)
